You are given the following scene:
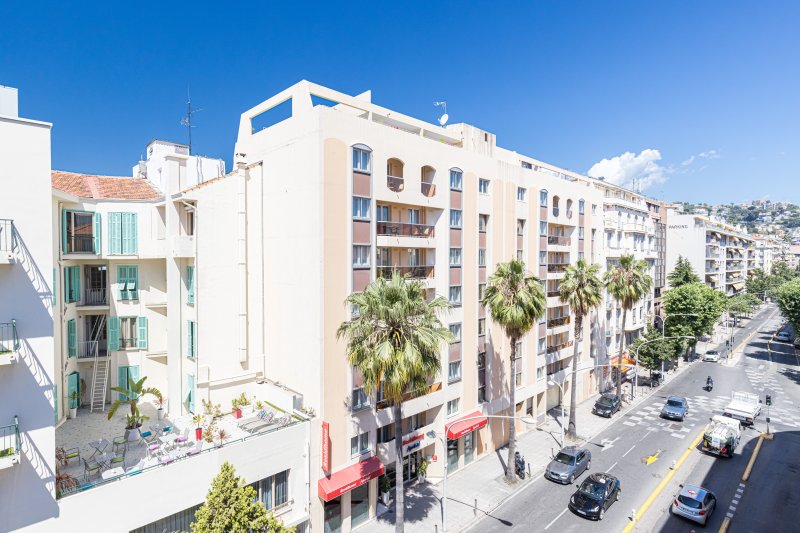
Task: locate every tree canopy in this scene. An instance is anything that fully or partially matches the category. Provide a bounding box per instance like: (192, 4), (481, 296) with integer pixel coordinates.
(663, 282), (727, 344)
(667, 256), (700, 288)
(775, 278), (800, 332)
(629, 326), (679, 372)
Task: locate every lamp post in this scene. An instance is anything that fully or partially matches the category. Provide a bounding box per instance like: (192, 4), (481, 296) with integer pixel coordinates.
(659, 313), (699, 374)
(633, 335), (696, 397)
(429, 414), (537, 532)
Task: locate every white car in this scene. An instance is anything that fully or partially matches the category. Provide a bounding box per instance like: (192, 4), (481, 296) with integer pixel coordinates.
(703, 350), (721, 362)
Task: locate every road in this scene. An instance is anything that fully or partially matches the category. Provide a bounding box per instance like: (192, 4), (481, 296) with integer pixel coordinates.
(465, 304), (798, 533)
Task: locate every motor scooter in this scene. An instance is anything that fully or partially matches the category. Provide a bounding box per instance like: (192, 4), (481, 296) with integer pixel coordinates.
(705, 377), (714, 392)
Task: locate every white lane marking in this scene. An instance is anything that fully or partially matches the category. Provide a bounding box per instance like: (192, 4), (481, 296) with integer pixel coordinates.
(671, 433), (686, 439)
(739, 483), (746, 488)
(623, 421), (636, 427)
(727, 512), (734, 518)
(640, 432), (651, 441)
(607, 461), (618, 472)
(623, 445), (636, 457)
(544, 508), (568, 530)
(729, 505), (737, 511)
(732, 499), (739, 505)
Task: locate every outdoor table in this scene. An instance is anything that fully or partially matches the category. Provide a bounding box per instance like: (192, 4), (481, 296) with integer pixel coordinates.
(88, 438), (110, 459)
(159, 434), (179, 450)
(96, 452), (116, 469)
(101, 467), (125, 480)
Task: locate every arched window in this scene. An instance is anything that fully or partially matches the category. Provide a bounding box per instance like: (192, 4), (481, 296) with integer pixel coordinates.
(552, 195), (560, 217)
(387, 158), (405, 192)
(421, 165), (436, 197)
(352, 144), (372, 173)
(449, 168), (463, 191)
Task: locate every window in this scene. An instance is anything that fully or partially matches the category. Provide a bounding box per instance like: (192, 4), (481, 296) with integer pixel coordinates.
(516, 250), (523, 261)
(478, 283), (486, 301)
(449, 248), (462, 266)
(449, 286), (462, 305)
(539, 221), (547, 236)
(352, 197), (370, 219)
(578, 200), (585, 214)
(353, 146), (371, 173)
(117, 265), (139, 300)
(450, 209), (462, 228)
(448, 361), (462, 383)
(449, 169), (463, 190)
(120, 317), (138, 350)
(517, 219), (525, 236)
(521, 161), (533, 169)
(351, 386), (369, 411)
(592, 204), (597, 215)
(515, 361), (523, 387)
(478, 179), (490, 194)
(186, 265), (195, 305)
(63, 209), (99, 254)
(64, 265), (80, 303)
(517, 187), (526, 201)
(251, 470), (290, 511)
(540, 190), (548, 207)
(579, 251), (585, 261)
(107, 316), (146, 351)
(187, 320), (197, 359)
(478, 248), (486, 266)
(350, 431), (370, 456)
(526, 398), (534, 416)
(447, 398), (460, 417)
(478, 318), (486, 336)
(538, 338), (546, 354)
(579, 227), (585, 239)
(186, 210), (195, 236)
(449, 323), (462, 342)
(108, 212), (138, 255)
(353, 245), (371, 268)
(537, 366), (544, 381)
(477, 351), (487, 403)
(539, 251), (547, 265)
(378, 423), (394, 444)
(478, 214), (489, 232)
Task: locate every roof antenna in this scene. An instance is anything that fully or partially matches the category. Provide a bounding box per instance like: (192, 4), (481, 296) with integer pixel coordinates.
(180, 86), (203, 155)
(434, 101), (449, 126)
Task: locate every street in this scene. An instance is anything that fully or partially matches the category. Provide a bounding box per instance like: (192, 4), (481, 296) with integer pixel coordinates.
(466, 304), (800, 532)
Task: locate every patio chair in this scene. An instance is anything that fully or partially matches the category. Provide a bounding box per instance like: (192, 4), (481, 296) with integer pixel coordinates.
(83, 458), (101, 481)
(174, 428), (191, 446)
(146, 443), (162, 460)
(185, 441), (203, 456)
(112, 435), (127, 453)
(56, 447), (80, 467)
(110, 449), (126, 469)
(138, 430), (156, 446)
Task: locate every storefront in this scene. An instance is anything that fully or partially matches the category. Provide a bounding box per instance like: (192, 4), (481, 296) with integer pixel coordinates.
(609, 354), (636, 383)
(319, 456), (384, 533)
(445, 411), (488, 474)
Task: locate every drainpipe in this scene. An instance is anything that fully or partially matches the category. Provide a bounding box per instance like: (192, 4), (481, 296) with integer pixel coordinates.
(57, 201), (65, 420)
(236, 157), (248, 363)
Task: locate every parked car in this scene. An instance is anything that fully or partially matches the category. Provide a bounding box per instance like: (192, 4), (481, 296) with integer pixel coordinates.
(568, 472), (621, 520)
(703, 350), (721, 362)
(661, 396), (690, 421)
(592, 394), (621, 418)
(545, 446), (591, 485)
(776, 331), (791, 342)
(671, 485), (717, 526)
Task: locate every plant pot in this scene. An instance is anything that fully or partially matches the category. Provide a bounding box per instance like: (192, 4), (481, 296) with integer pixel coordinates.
(381, 491), (390, 506)
(233, 408), (242, 419)
(241, 405), (253, 417)
(195, 427), (203, 441)
(69, 407), (77, 419)
(157, 408), (165, 420)
(419, 473), (426, 484)
(125, 427), (141, 442)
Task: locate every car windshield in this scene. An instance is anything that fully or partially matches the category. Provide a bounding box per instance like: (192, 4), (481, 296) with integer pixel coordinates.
(667, 399), (684, 407)
(555, 452), (575, 465)
(678, 495), (703, 509)
(707, 351), (718, 355)
(579, 480), (606, 500)
(597, 396), (615, 406)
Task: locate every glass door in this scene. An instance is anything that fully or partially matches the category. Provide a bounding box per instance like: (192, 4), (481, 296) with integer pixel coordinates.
(464, 431), (475, 464)
(447, 439), (459, 473)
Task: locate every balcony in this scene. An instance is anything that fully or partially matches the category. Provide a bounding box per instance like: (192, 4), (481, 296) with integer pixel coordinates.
(376, 420), (437, 465)
(0, 219), (15, 264)
(376, 265), (434, 280)
(375, 381), (442, 411)
(706, 251), (721, 258)
(66, 234), (95, 254)
(623, 223), (648, 234)
(547, 264), (568, 273)
(624, 320), (645, 332)
(546, 340), (574, 354)
(0, 320), (19, 365)
(547, 236), (571, 246)
(421, 182), (436, 197)
(387, 175), (405, 193)
(547, 316), (571, 329)
(80, 288), (108, 307)
(547, 290), (561, 298)
(0, 416), (20, 470)
(376, 221), (435, 238)
(76, 340), (108, 360)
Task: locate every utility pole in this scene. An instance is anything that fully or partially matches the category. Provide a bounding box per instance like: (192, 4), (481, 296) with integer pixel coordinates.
(180, 88), (202, 155)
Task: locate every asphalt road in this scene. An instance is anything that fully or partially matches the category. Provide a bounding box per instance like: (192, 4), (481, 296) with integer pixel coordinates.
(465, 304), (781, 533)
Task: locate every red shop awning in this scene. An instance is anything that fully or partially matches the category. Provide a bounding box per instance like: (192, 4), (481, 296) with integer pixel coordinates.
(447, 411), (488, 440)
(318, 455), (384, 502)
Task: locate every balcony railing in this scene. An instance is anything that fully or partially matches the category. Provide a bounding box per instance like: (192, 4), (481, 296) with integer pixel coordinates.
(546, 340), (574, 354)
(547, 236), (571, 246)
(421, 182), (436, 197)
(81, 288), (107, 306)
(547, 264), (568, 273)
(376, 265), (434, 280)
(0, 416), (20, 468)
(376, 221), (435, 238)
(119, 338), (137, 350)
(387, 175), (404, 192)
(0, 219), (14, 253)
(547, 290), (561, 297)
(0, 320), (19, 354)
(77, 341), (99, 359)
(706, 251), (721, 258)
(547, 316), (570, 328)
(66, 233), (95, 254)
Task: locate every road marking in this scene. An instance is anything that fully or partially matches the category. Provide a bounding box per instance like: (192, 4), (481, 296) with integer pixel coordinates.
(607, 461), (618, 472)
(544, 508), (567, 530)
(732, 499), (739, 505)
(742, 434), (765, 481)
(643, 449), (663, 465)
(599, 437), (620, 451)
(622, 445), (636, 457)
(640, 432), (651, 441)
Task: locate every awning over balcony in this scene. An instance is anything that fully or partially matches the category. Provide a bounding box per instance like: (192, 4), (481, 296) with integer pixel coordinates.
(446, 411), (488, 440)
(609, 353), (635, 367)
(732, 282), (745, 291)
(318, 456), (384, 502)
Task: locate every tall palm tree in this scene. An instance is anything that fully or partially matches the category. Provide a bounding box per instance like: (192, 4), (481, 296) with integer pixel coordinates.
(337, 274), (452, 533)
(604, 254), (653, 398)
(559, 258), (604, 440)
(481, 259), (545, 482)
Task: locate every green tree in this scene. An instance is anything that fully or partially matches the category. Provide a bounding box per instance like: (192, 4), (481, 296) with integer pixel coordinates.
(337, 274), (452, 532)
(106, 376), (162, 431)
(663, 282), (726, 359)
(667, 256), (700, 288)
(605, 255), (653, 398)
(191, 462), (295, 533)
(482, 259), (545, 482)
(559, 259), (603, 440)
(746, 268), (770, 300)
(775, 279), (800, 332)
(773, 262), (800, 283)
(629, 326), (678, 376)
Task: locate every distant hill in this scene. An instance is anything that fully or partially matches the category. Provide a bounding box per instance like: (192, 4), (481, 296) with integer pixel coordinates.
(678, 201), (800, 238)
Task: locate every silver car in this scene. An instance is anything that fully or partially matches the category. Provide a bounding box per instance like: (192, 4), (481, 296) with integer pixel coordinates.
(661, 396), (689, 421)
(776, 331), (791, 342)
(671, 485), (717, 526)
(703, 350), (720, 362)
(545, 446), (591, 485)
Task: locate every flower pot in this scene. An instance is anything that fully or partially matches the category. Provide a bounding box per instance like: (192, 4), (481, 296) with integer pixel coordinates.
(69, 407), (77, 419)
(195, 427), (203, 441)
(233, 408), (242, 419)
(125, 427), (141, 442)
(157, 408), (165, 420)
(381, 491), (390, 506)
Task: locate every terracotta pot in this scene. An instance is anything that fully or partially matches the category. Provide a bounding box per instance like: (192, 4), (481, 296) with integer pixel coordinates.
(195, 427), (203, 441)
(233, 408), (242, 419)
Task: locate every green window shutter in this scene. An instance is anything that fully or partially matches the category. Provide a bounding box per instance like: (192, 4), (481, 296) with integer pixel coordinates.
(93, 212), (101, 254)
(186, 374), (195, 413)
(67, 319), (77, 357)
(117, 265), (127, 300)
(109, 213), (122, 255)
(130, 213), (138, 254)
(61, 209), (68, 253)
(67, 372), (79, 408)
(129, 365), (141, 399)
(72, 266), (80, 302)
(130, 265), (139, 300)
(117, 366), (128, 400)
(107, 316), (120, 351)
(121, 213), (138, 255)
(187, 266), (195, 305)
(64, 267), (70, 302)
(137, 316), (148, 350)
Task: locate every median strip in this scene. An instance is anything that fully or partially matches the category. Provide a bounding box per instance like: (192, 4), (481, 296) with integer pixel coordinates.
(718, 432), (769, 532)
(619, 429), (704, 533)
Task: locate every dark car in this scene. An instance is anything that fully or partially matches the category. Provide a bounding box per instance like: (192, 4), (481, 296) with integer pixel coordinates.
(592, 394), (621, 418)
(568, 472), (621, 520)
(661, 396), (690, 421)
(545, 446), (591, 484)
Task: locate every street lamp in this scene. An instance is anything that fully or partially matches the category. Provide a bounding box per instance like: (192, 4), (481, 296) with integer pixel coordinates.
(632, 335), (696, 397)
(428, 414), (537, 532)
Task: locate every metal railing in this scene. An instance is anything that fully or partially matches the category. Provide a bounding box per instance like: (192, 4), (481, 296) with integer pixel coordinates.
(0, 320), (19, 353)
(387, 175), (404, 192)
(547, 316), (571, 328)
(376, 221), (435, 238)
(66, 233), (94, 254)
(0, 219), (15, 253)
(421, 182), (436, 197)
(547, 236), (571, 245)
(120, 338), (137, 350)
(547, 290), (561, 297)
(0, 416), (20, 458)
(376, 265), (434, 279)
(547, 264), (568, 273)
(546, 340), (574, 354)
(81, 288), (107, 306)
(77, 340), (99, 359)
(706, 251), (721, 258)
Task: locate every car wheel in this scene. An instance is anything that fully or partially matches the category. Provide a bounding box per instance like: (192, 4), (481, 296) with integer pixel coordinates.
(586, 460), (591, 471)
(617, 489), (621, 501)
(598, 509), (605, 520)
(568, 474), (574, 485)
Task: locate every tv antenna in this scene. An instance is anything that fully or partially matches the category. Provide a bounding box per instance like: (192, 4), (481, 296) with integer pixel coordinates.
(180, 88), (202, 155)
(434, 101), (449, 126)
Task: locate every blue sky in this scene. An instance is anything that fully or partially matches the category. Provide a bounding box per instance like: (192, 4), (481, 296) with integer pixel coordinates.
(2, 1), (798, 204)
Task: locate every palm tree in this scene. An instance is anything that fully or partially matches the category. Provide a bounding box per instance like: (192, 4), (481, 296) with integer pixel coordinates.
(559, 259), (603, 440)
(337, 274), (452, 533)
(604, 254), (653, 398)
(107, 376), (162, 432)
(481, 259), (545, 482)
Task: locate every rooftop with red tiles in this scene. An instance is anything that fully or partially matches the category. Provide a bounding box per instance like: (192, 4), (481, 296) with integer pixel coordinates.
(52, 170), (162, 200)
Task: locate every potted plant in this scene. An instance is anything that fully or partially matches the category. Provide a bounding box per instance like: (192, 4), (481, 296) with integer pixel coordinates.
(107, 376), (163, 442)
(155, 395), (166, 420)
(69, 390), (79, 419)
(254, 399), (264, 412)
(192, 414), (204, 441)
(379, 474), (391, 506)
(418, 458), (429, 483)
(216, 427), (230, 446)
(203, 420), (217, 444)
(238, 393), (253, 417)
(231, 398), (242, 419)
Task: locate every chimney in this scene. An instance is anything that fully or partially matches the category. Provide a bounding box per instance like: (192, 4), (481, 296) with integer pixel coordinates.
(0, 85), (19, 118)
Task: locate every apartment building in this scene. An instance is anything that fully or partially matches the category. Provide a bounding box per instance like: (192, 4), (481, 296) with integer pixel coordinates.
(647, 200), (669, 319)
(751, 234), (784, 275)
(665, 209), (755, 296)
(132, 139), (226, 191)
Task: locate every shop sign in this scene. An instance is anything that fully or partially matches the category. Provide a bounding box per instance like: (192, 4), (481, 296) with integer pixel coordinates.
(402, 433), (424, 446)
(405, 441), (421, 454)
(322, 421), (330, 473)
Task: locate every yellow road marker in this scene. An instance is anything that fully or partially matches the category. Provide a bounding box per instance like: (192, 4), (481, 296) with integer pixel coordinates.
(742, 433), (765, 482)
(643, 449), (662, 465)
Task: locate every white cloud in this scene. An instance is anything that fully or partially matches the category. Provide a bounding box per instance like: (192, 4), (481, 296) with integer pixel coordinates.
(587, 149), (667, 191)
(682, 149), (719, 167)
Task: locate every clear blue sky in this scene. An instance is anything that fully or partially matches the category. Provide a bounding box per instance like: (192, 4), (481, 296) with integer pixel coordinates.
(2, 1), (798, 204)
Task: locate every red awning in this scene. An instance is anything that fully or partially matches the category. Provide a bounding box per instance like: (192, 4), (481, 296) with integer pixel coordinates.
(318, 455), (385, 502)
(447, 411), (488, 440)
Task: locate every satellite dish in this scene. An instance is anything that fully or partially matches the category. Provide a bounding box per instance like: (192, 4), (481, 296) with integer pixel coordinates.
(439, 113), (449, 126)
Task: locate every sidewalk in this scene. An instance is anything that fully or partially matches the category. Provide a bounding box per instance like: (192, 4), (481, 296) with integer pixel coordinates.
(366, 360), (700, 533)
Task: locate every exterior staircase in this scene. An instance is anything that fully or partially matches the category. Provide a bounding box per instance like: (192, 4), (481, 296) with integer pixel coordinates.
(89, 315), (108, 412)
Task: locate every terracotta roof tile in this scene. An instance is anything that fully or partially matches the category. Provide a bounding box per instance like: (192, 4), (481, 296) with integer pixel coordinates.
(52, 171), (162, 201)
